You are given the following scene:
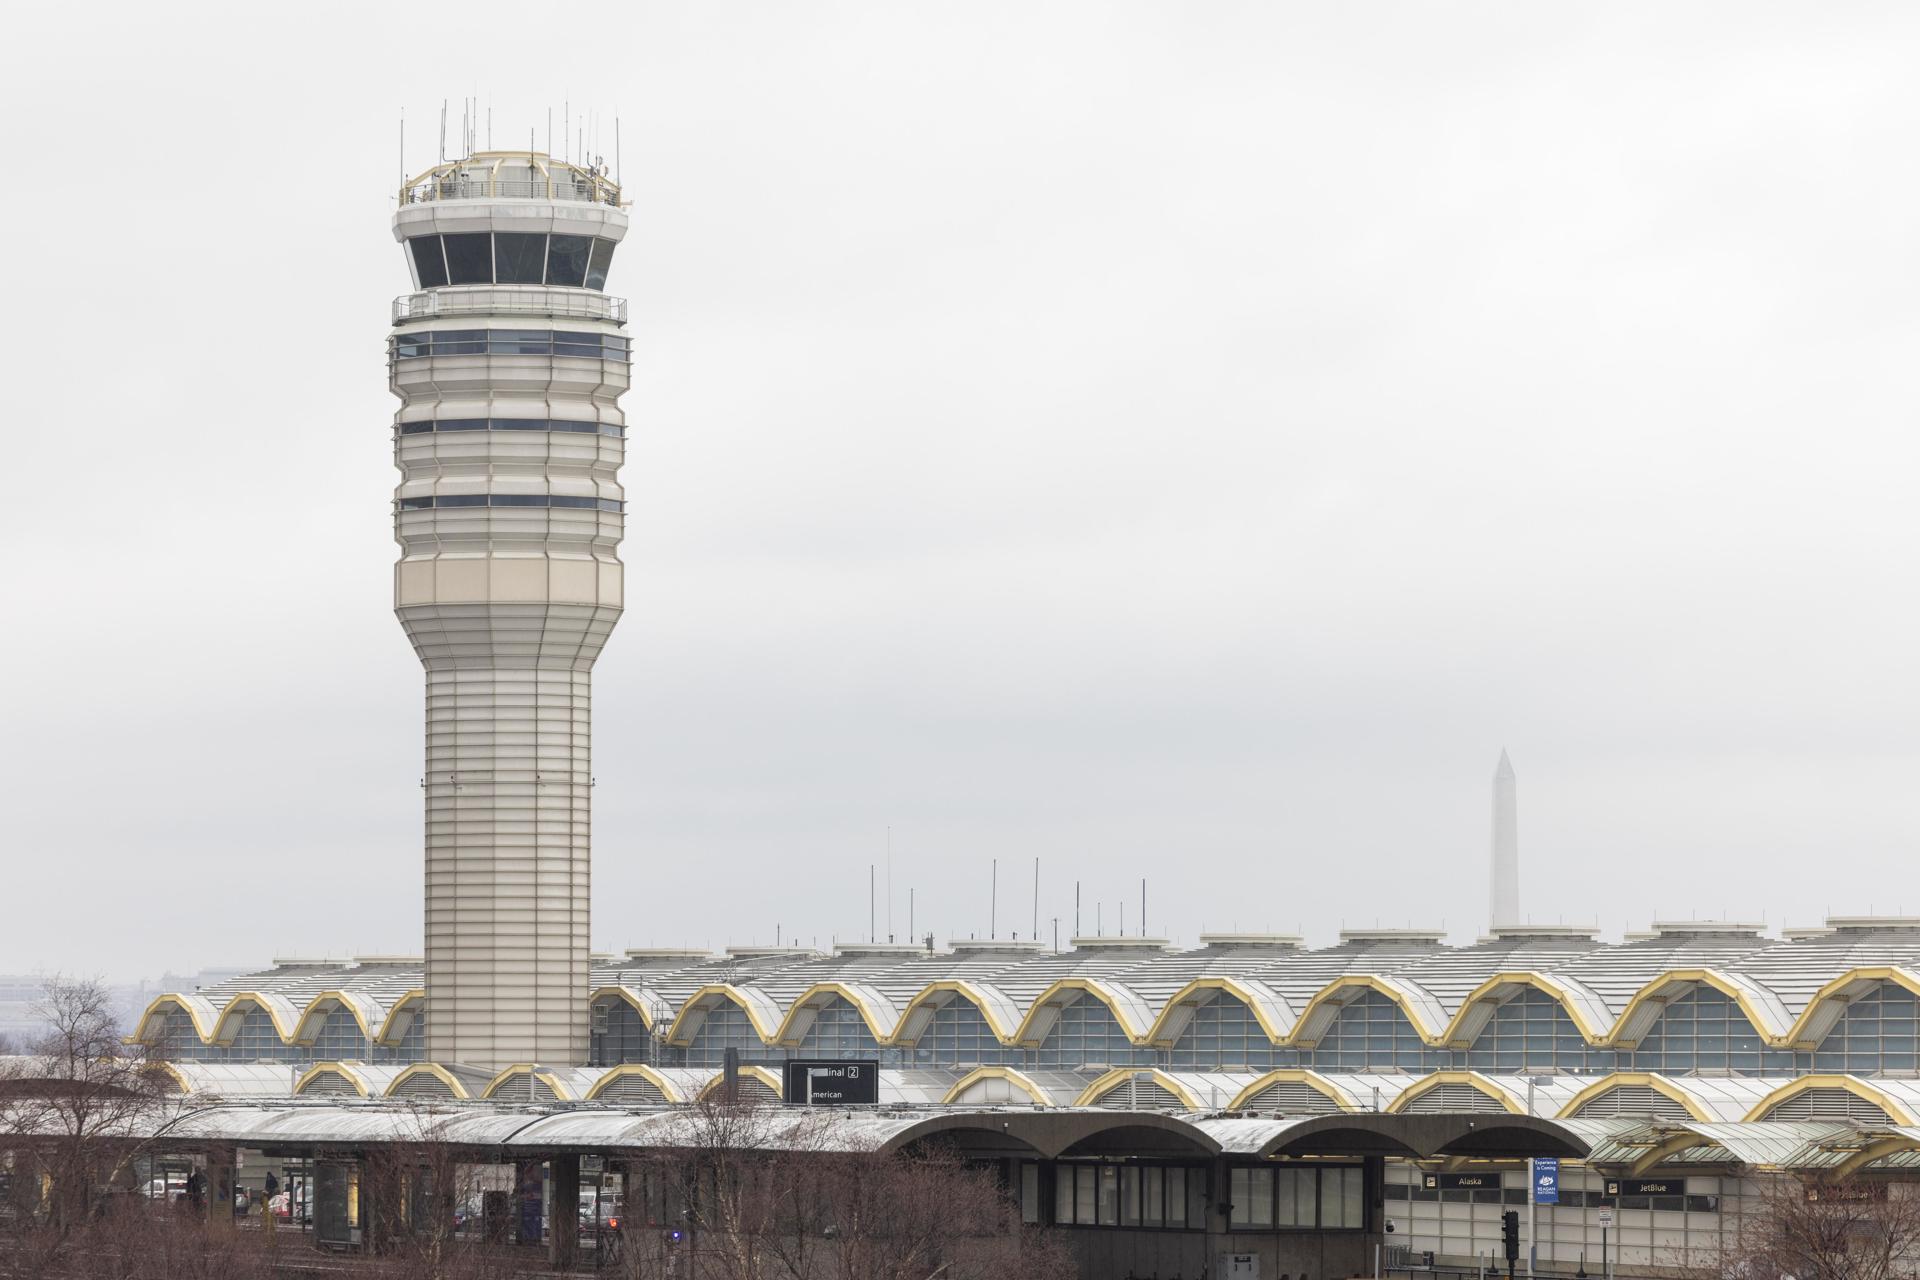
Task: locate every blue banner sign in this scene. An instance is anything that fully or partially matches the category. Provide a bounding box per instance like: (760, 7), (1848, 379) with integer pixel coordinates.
(1532, 1157), (1559, 1205)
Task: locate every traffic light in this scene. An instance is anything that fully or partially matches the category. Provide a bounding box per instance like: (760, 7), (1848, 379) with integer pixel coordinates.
(1501, 1210), (1521, 1264)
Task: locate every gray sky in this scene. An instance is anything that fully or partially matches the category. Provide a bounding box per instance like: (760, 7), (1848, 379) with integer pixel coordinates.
(3, 3), (1916, 979)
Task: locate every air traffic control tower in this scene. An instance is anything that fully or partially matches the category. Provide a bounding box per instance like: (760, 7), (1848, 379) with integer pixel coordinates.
(389, 153), (629, 1068)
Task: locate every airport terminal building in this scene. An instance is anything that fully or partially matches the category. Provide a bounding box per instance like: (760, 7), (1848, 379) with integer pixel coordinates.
(124, 916), (1920, 1273)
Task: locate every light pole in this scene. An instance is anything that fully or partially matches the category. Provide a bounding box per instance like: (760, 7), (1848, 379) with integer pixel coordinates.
(1525, 1075), (1553, 1279)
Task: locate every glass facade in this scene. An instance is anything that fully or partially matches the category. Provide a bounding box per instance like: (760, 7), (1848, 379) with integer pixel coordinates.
(906, 999), (1019, 1067)
(1031, 998), (1152, 1068)
(1306, 991), (1449, 1073)
(790, 997), (885, 1058)
(405, 233), (620, 291)
(1463, 989), (1617, 1074)
(1168, 995), (1296, 1069)
(1814, 983), (1919, 1074)
(590, 999), (653, 1068)
(395, 494), (625, 512)
(398, 417), (624, 437)
(1628, 988), (1797, 1075)
(390, 329), (631, 361)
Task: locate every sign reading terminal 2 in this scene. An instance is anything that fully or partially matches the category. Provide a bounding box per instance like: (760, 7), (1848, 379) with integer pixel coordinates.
(783, 1059), (880, 1105)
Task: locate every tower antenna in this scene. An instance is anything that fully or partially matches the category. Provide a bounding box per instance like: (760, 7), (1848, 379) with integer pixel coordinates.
(438, 99), (446, 164)
(398, 110), (405, 194)
(615, 115), (622, 188)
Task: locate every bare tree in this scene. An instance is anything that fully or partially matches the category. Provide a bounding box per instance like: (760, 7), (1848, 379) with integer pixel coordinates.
(0, 976), (174, 1276)
(1681, 1176), (1920, 1280)
(615, 1094), (1073, 1280)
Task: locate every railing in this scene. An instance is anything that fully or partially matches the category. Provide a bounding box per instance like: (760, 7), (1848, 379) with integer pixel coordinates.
(393, 289), (627, 325)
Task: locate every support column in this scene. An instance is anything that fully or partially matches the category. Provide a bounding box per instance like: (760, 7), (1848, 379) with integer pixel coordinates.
(515, 1159), (545, 1248)
(203, 1145), (237, 1234)
(550, 1155), (581, 1268)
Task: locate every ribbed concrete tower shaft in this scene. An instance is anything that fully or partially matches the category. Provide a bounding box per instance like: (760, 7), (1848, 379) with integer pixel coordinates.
(1490, 749), (1519, 930)
(388, 154), (630, 1068)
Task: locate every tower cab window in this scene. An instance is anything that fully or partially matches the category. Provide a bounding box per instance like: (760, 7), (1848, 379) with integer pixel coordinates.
(406, 232), (621, 291)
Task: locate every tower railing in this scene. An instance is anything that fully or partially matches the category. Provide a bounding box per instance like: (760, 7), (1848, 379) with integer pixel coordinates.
(399, 173), (621, 207)
(393, 289), (628, 325)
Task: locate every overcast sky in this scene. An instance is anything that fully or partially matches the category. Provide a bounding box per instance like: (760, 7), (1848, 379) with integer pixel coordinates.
(3, 3), (1917, 980)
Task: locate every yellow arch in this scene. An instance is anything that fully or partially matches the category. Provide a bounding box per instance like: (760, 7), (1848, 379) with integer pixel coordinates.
(696, 1065), (783, 1101)
(1783, 968), (1920, 1050)
(1291, 975), (1445, 1047)
(1075, 1067), (1205, 1110)
(583, 1064), (687, 1103)
(589, 986), (658, 1030)
(207, 993), (303, 1045)
(288, 993), (376, 1045)
(1227, 1069), (1361, 1113)
(1010, 979), (1150, 1049)
(1440, 972), (1609, 1047)
(1743, 1075), (1914, 1125)
(294, 1062), (370, 1097)
(481, 1064), (578, 1101)
(1386, 1071), (1524, 1115)
(1557, 1072), (1713, 1122)
(941, 1066), (1056, 1108)
(132, 995), (216, 1045)
(1834, 1136), (1920, 1179)
(890, 982), (1020, 1046)
(1630, 1129), (1717, 1176)
(374, 991), (426, 1046)
(769, 984), (894, 1048)
(663, 986), (781, 1047)
(1607, 970), (1785, 1049)
(148, 1061), (193, 1093)
(385, 1063), (472, 1099)
(1143, 977), (1292, 1048)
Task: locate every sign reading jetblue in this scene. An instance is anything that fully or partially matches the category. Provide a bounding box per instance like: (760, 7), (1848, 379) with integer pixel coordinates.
(783, 1059), (879, 1105)
(1532, 1157), (1559, 1205)
(1605, 1178), (1681, 1197)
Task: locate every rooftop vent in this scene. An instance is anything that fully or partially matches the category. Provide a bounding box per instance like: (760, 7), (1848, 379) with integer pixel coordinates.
(946, 938), (1047, 953)
(724, 946), (823, 960)
(1337, 928), (1447, 945)
(1195, 933), (1306, 950)
(1486, 925), (1601, 942)
(1649, 922), (1767, 940)
(1826, 916), (1920, 935)
(830, 942), (930, 957)
(1069, 936), (1175, 952)
(350, 955), (425, 967)
(621, 948), (716, 963)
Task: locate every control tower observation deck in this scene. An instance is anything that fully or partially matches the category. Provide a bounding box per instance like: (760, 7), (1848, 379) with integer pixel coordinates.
(388, 152), (630, 1068)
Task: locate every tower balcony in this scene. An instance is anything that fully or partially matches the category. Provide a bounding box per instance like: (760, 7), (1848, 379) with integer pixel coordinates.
(393, 287), (627, 325)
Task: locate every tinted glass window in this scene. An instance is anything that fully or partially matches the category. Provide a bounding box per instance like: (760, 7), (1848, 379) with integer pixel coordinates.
(437, 494), (487, 507)
(547, 235), (591, 286)
(435, 418), (488, 431)
(551, 495), (598, 508)
(493, 233), (547, 284)
(443, 233), (493, 284)
(408, 236), (448, 289)
(585, 238), (616, 289)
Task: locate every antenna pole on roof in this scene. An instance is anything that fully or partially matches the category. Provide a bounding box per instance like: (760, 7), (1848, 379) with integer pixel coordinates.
(615, 115), (622, 188)
(869, 864), (876, 944)
(909, 887), (915, 941)
(1076, 882), (1081, 937)
(438, 99), (446, 164)
(1033, 858), (1039, 940)
(887, 827), (893, 943)
(1142, 878), (1147, 937)
(990, 859), (997, 940)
